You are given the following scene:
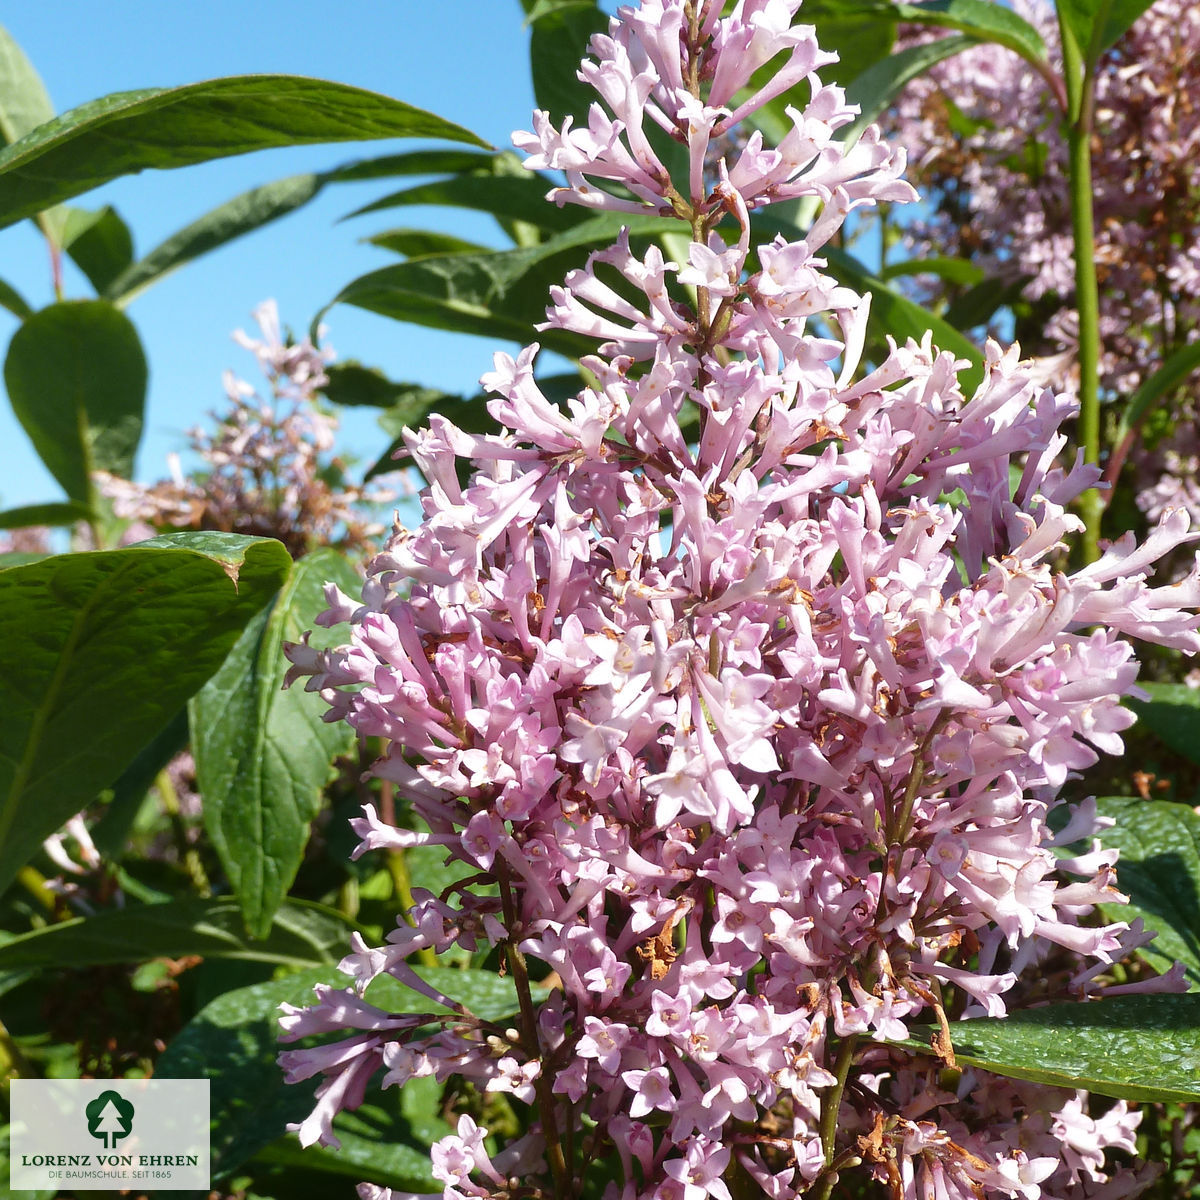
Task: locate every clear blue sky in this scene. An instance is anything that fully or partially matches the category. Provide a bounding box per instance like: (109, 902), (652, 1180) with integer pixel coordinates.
(0, 2), (548, 508)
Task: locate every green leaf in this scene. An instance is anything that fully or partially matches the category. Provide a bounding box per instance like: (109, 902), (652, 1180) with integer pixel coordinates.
(0, 275), (32, 320)
(1128, 683), (1200, 769)
(0, 500), (91, 530)
(323, 212), (674, 355)
(104, 174), (323, 305)
(0, 532), (290, 894)
(253, 1104), (439, 1190)
(0, 76), (488, 231)
(191, 549), (360, 938)
(0, 1126), (55, 1200)
(841, 34), (981, 149)
(1057, 0), (1153, 61)
(364, 228), (491, 260)
(345, 173), (584, 233)
(60, 205), (134, 294)
(0, 21), (68, 251)
(1116, 340), (1200, 447)
(321, 362), (440, 408)
(888, 0), (1047, 65)
(0, 24), (54, 148)
(156, 967), (342, 1178)
(323, 147), (495, 183)
(0, 898), (356, 971)
(89, 707), (190, 860)
(880, 256), (986, 287)
(901, 995), (1200, 1102)
(529, 1), (610, 125)
(944, 273), (1033, 331)
(4, 299), (147, 505)
(823, 246), (985, 392)
(1091, 796), (1200, 987)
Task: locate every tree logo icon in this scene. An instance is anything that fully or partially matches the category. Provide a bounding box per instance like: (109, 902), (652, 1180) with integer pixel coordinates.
(85, 1090), (135, 1149)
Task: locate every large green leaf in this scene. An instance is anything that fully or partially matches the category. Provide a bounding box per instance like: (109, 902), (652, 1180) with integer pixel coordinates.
(323, 212), (673, 354)
(0, 898), (355, 971)
(888, 0), (1047, 64)
(0, 532), (290, 894)
(1128, 683), (1200, 769)
(1091, 796), (1200, 987)
(60, 205), (135, 294)
(158, 964), (516, 1179)
(191, 549), (360, 938)
(4, 299), (147, 505)
(0, 76), (488, 231)
(881, 256), (986, 287)
(902, 995), (1200, 1102)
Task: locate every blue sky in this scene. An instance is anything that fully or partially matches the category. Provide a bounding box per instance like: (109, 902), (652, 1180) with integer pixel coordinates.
(0, 2), (547, 509)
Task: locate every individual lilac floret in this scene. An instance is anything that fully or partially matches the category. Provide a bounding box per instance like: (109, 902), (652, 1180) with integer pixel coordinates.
(282, 2), (1199, 1197)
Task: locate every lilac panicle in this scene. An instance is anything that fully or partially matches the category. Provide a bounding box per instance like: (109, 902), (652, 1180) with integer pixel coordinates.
(282, 3), (1199, 1196)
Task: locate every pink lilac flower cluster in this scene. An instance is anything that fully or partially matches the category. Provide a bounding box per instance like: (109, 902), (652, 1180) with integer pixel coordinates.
(281, 2), (1200, 1197)
(882, 0), (1200, 529)
(97, 300), (394, 558)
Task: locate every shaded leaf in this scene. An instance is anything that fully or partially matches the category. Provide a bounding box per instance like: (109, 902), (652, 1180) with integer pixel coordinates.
(60, 205), (134, 294)
(0, 897), (356, 971)
(346, 173), (585, 233)
(0, 76), (487, 231)
(901, 995), (1200, 1102)
(90, 707), (190, 860)
(4, 299), (146, 505)
(192, 549), (360, 937)
(364, 227), (491, 260)
(1092, 796), (1200, 987)
(1128, 683), (1200, 769)
(324, 147), (495, 184)
(944, 272), (1033, 331)
(321, 362), (442, 408)
(529, 1), (609, 126)
(0, 275), (32, 320)
(0, 532), (290, 894)
(105, 174), (324, 304)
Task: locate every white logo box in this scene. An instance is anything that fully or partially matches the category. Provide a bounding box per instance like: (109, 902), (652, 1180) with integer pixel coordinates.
(10, 1079), (209, 1191)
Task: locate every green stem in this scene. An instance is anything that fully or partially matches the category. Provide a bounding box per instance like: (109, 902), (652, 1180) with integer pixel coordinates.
(156, 769), (210, 896)
(813, 1034), (859, 1200)
(496, 863), (570, 1197)
(1061, 16), (1103, 563)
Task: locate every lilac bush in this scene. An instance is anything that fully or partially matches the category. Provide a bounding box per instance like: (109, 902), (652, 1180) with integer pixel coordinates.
(280, 2), (1200, 1196)
(884, 0), (1200, 531)
(97, 300), (395, 557)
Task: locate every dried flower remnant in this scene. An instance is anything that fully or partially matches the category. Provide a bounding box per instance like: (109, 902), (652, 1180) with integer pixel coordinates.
(97, 301), (396, 557)
(282, 2), (1200, 1197)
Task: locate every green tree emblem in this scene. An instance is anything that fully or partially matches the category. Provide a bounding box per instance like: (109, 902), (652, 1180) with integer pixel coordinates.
(85, 1090), (135, 1150)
